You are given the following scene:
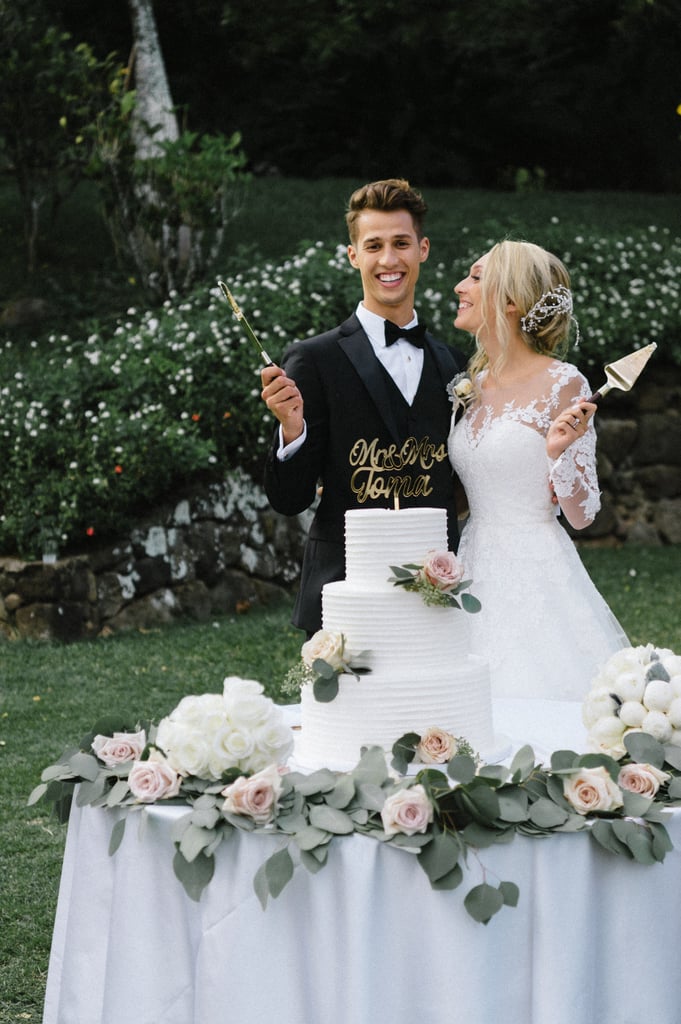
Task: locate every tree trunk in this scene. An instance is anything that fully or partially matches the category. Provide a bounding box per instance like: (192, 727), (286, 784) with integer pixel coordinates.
(127, 0), (178, 158)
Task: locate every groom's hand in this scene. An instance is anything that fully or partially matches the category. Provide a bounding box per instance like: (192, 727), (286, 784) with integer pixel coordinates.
(261, 365), (304, 444)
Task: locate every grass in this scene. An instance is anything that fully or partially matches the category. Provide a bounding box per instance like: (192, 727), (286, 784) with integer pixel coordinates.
(2, 543), (681, 1021)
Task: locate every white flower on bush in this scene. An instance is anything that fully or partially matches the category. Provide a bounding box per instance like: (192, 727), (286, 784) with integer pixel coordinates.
(221, 764), (284, 824)
(416, 726), (457, 764)
(381, 784), (434, 836)
(618, 763), (670, 799)
(301, 630), (346, 672)
(420, 551), (465, 593)
(128, 751), (182, 802)
(563, 766), (623, 815)
(92, 729), (146, 766)
(155, 678), (293, 780)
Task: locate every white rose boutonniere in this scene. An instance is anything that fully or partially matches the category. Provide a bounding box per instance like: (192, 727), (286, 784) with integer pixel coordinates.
(447, 372), (475, 416)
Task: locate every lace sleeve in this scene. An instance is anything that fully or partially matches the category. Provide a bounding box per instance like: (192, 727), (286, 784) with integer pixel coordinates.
(547, 369), (601, 529)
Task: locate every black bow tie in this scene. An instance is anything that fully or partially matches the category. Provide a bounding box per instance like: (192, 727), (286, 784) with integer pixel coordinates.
(384, 319), (427, 348)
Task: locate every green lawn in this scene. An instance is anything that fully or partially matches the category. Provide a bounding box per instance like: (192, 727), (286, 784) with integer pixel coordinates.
(2, 546), (680, 1022)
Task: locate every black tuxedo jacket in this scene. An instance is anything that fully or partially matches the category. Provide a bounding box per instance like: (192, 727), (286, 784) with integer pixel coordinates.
(264, 313), (465, 634)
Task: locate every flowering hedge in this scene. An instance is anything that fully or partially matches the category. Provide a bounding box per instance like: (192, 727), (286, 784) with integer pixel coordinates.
(1, 226), (679, 558)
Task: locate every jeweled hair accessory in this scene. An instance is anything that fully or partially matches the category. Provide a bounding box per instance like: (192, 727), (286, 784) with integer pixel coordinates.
(520, 284), (580, 346)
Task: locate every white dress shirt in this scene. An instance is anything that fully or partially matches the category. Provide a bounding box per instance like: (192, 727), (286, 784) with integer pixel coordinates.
(277, 303), (425, 460)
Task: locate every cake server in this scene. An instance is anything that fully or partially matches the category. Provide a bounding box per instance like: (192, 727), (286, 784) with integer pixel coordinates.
(218, 280), (274, 367)
(587, 342), (657, 403)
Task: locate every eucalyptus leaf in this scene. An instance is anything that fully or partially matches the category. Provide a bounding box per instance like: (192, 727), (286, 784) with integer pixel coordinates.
(497, 789), (529, 823)
(590, 819), (630, 857)
(253, 861), (270, 909)
(190, 801), (222, 829)
(179, 823), (217, 863)
(622, 790), (653, 818)
(499, 881), (520, 907)
(667, 776), (681, 800)
(461, 592), (482, 614)
(461, 780), (500, 821)
(291, 769), (337, 796)
(646, 661), (670, 682)
(464, 883), (504, 924)
(264, 846), (295, 898)
(312, 657), (337, 680)
(549, 749), (580, 772)
(313, 675), (339, 703)
(299, 848), (328, 874)
(650, 821), (674, 858)
(418, 829), (462, 883)
(351, 746), (391, 784)
(510, 745), (537, 782)
(462, 821), (500, 849)
(429, 861), (464, 891)
(76, 776), (108, 806)
(356, 781), (388, 812)
(663, 745), (681, 771)
(325, 775), (356, 809)
(68, 752), (101, 782)
(309, 804), (355, 834)
(528, 797), (569, 829)
(108, 816), (126, 855)
(27, 782), (48, 806)
(173, 848), (215, 903)
(577, 753), (620, 781)
(625, 731), (665, 768)
(611, 818), (658, 863)
(447, 755), (477, 785)
(293, 825), (332, 851)
(106, 778), (130, 807)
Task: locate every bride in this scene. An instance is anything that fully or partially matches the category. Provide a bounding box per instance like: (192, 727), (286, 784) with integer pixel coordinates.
(447, 240), (628, 701)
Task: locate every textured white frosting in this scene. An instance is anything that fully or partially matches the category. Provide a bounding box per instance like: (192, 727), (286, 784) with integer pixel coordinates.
(296, 507), (495, 770)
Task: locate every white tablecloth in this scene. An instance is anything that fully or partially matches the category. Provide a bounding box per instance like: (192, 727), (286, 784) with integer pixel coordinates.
(43, 702), (681, 1024)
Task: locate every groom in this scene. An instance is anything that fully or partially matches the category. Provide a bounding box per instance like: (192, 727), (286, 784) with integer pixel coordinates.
(260, 178), (465, 635)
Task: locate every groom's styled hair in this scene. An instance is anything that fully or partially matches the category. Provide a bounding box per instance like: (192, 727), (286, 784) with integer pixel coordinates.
(345, 178), (428, 244)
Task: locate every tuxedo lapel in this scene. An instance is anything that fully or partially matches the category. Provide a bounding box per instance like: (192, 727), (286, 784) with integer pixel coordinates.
(337, 317), (403, 444)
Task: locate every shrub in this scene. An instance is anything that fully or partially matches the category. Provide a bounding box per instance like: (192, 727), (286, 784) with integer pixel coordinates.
(1, 226), (679, 559)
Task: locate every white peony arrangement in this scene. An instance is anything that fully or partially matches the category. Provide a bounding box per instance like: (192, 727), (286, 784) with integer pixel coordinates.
(583, 644), (681, 757)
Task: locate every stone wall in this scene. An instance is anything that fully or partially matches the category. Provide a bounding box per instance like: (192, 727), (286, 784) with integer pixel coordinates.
(1, 361), (679, 642)
(0, 472), (310, 643)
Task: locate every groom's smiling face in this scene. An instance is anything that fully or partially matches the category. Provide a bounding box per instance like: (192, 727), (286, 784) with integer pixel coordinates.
(347, 209), (429, 325)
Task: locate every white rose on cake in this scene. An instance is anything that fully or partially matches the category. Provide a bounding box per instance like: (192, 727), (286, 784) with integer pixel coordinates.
(301, 630), (347, 672)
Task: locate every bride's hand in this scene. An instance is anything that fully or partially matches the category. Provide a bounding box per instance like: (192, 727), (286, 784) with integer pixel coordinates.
(546, 402), (597, 460)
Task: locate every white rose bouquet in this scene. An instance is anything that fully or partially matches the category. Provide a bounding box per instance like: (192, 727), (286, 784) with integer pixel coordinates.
(155, 676), (294, 780)
(583, 644), (681, 757)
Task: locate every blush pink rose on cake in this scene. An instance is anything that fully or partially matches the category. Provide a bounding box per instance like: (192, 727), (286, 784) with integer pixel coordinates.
(420, 551), (465, 593)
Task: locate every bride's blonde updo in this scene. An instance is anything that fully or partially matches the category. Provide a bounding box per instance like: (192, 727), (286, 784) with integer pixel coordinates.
(469, 240), (575, 381)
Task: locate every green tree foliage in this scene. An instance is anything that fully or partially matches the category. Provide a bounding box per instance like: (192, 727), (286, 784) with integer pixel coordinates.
(0, 2), (122, 272)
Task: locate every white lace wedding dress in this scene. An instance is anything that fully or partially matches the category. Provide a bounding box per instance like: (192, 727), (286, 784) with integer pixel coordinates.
(448, 360), (628, 702)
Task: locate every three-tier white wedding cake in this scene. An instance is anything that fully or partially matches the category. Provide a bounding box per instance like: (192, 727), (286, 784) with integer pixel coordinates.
(295, 507), (495, 770)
